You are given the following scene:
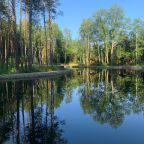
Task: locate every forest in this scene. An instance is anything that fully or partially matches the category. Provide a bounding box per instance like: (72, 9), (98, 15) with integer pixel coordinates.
(0, 0), (144, 74)
(1, 1), (144, 143)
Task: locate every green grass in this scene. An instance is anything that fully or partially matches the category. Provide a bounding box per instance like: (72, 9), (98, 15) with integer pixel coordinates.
(21, 65), (65, 73)
(0, 65), (16, 75)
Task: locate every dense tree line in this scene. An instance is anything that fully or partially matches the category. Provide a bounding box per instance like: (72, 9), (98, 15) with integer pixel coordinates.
(1, 3), (144, 73)
(0, 0), (71, 72)
(79, 5), (144, 65)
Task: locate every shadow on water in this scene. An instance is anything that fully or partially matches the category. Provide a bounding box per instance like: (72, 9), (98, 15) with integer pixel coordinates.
(0, 69), (144, 143)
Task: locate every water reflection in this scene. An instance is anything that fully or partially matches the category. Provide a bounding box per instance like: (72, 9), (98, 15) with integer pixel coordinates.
(78, 69), (144, 128)
(0, 69), (144, 143)
(0, 77), (69, 144)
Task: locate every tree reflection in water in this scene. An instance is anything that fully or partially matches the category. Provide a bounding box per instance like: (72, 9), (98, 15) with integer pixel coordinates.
(78, 69), (144, 128)
(0, 69), (144, 143)
(0, 77), (68, 144)
(25, 80), (67, 144)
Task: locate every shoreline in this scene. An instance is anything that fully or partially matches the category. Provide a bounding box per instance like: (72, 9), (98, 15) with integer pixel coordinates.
(0, 70), (73, 81)
(0, 65), (144, 81)
(71, 65), (144, 70)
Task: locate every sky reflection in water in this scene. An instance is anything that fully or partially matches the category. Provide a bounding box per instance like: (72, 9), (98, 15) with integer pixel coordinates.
(0, 69), (144, 144)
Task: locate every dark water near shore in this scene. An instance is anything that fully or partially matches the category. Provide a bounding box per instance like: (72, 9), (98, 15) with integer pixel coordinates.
(0, 69), (144, 144)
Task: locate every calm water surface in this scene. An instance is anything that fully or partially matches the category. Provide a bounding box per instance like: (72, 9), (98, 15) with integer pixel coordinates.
(0, 69), (144, 144)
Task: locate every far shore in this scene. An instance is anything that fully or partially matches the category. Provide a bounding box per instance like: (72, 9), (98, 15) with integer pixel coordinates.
(65, 65), (144, 70)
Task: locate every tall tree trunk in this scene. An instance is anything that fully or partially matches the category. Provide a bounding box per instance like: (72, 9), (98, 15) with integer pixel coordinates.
(28, 0), (32, 71)
(105, 41), (109, 64)
(49, 10), (53, 65)
(65, 51), (67, 64)
(20, 0), (23, 68)
(12, 0), (19, 71)
(6, 0), (11, 68)
(65, 41), (67, 64)
(111, 40), (114, 65)
(88, 35), (90, 65)
(83, 44), (85, 64)
(85, 38), (87, 65)
(100, 48), (104, 64)
(44, 11), (48, 65)
(24, 0), (28, 68)
(86, 36), (89, 66)
(97, 41), (101, 63)
(135, 33), (138, 65)
(87, 36), (89, 65)
(1, 34), (5, 65)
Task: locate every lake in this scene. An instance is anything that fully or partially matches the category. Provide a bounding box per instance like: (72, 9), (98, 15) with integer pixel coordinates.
(0, 69), (144, 144)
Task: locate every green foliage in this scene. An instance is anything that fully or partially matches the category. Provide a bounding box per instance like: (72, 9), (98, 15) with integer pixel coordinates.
(78, 5), (144, 66)
(0, 2), (144, 75)
(0, 65), (16, 75)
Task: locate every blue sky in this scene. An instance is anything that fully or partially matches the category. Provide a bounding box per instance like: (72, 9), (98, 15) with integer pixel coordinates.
(54, 0), (144, 39)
